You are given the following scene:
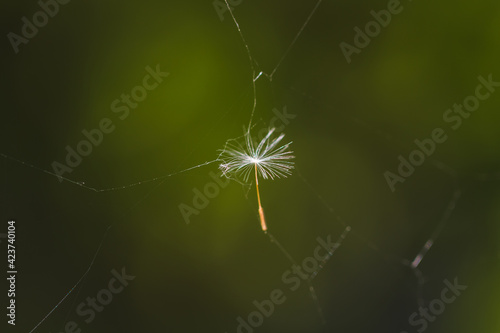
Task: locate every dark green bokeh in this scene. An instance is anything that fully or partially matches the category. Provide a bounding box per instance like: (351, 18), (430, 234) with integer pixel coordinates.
(1, 0), (499, 332)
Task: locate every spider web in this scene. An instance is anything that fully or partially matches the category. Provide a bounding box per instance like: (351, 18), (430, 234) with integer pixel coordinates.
(1, 1), (499, 333)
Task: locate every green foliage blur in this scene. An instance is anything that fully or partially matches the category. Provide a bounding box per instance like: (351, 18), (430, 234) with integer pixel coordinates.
(1, 0), (499, 332)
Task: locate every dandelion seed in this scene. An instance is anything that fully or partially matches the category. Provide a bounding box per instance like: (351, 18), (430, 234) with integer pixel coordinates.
(218, 128), (295, 232)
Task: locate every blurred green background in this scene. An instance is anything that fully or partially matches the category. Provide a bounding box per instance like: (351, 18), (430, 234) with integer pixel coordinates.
(1, 0), (500, 332)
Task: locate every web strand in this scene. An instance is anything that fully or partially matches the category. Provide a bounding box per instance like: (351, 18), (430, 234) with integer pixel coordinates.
(1, 152), (218, 192)
(28, 226), (112, 333)
(223, 0), (258, 135)
(266, 227), (350, 324)
(269, 0), (323, 81)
